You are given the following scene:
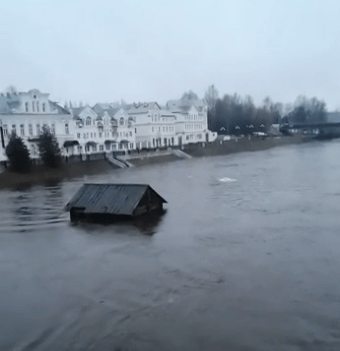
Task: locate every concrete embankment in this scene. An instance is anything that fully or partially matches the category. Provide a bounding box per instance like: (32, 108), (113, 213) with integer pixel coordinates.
(0, 135), (309, 188)
(182, 135), (308, 158)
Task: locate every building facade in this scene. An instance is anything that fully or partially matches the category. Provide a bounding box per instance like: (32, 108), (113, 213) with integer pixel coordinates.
(0, 89), (74, 162)
(0, 88), (217, 163)
(69, 105), (136, 156)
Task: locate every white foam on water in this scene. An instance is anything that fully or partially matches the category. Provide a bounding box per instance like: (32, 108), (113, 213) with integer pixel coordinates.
(219, 177), (237, 182)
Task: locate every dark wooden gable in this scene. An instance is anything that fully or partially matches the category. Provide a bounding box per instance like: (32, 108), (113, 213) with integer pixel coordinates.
(65, 183), (167, 217)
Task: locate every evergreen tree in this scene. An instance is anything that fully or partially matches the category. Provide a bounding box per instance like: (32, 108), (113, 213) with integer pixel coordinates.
(38, 125), (62, 168)
(5, 132), (31, 172)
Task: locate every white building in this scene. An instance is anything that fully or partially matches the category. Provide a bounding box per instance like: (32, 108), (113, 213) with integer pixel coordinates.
(125, 102), (175, 148)
(0, 89), (74, 162)
(166, 97), (217, 145)
(69, 104), (136, 155)
(126, 97), (216, 149)
(0, 88), (216, 164)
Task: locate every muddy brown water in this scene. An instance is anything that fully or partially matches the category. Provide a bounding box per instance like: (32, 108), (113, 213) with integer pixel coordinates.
(1, 140), (340, 351)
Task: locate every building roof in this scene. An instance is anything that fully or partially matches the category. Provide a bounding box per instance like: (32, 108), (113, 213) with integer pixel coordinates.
(70, 107), (84, 117)
(49, 101), (70, 115)
(326, 112), (340, 123)
(126, 102), (161, 114)
(0, 90), (69, 116)
(92, 103), (121, 117)
(64, 183), (167, 216)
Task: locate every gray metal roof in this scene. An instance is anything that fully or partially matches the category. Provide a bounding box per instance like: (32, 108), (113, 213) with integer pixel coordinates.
(327, 112), (340, 123)
(126, 102), (161, 114)
(64, 183), (167, 215)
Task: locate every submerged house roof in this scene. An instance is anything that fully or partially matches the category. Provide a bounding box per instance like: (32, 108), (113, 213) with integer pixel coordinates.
(64, 183), (167, 216)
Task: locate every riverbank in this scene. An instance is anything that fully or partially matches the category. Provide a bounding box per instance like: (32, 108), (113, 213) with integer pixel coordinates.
(124, 134), (309, 166)
(0, 135), (310, 188)
(182, 134), (308, 158)
(0, 160), (116, 189)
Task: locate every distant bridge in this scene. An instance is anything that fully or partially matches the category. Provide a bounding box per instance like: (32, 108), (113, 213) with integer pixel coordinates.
(279, 122), (340, 137)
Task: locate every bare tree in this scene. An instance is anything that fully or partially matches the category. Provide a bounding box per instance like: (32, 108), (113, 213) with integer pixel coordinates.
(5, 85), (18, 94)
(204, 85), (219, 110)
(181, 90), (198, 100)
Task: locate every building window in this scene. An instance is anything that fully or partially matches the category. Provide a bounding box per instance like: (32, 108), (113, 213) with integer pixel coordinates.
(129, 131), (132, 136)
(77, 133), (80, 138)
(3, 124), (7, 136)
(28, 124), (33, 136)
(130, 143), (133, 149)
(99, 132), (102, 138)
(25, 102), (29, 112)
(65, 124), (69, 134)
(86, 117), (91, 126)
(51, 124), (55, 135)
(42, 103), (46, 112)
(36, 102), (40, 112)
(92, 145), (97, 152)
(106, 143), (110, 151)
(152, 127), (154, 132)
(120, 117), (124, 125)
(10, 124), (16, 135)
(36, 124), (40, 135)
(32, 102), (35, 112)
(135, 128), (137, 133)
(99, 145), (104, 151)
(94, 133), (96, 138)
(20, 124), (25, 136)
(171, 137), (174, 145)
(90, 133), (93, 138)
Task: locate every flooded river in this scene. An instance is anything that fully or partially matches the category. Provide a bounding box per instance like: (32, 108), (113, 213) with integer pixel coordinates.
(1, 140), (340, 351)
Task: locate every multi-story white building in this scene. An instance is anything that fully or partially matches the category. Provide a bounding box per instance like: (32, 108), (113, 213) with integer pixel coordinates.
(125, 97), (216, 149)
(69, 105), (136, 155)
(166, 97), (216, 144)
(0, 88), (216, 164)
(125, 102), (175, 148)
(0, 89), (74, 162)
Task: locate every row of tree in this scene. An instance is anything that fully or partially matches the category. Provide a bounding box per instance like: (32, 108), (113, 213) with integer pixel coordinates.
(203, 85), (327, 135)
(5, 126), (62, 173)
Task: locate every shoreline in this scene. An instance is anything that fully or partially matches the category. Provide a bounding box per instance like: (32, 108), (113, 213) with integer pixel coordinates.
(0, 160), (116, 189)
(0, 135), (311, 189)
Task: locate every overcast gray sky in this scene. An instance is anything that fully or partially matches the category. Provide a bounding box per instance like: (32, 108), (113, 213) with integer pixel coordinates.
(0, 0), (339, 109)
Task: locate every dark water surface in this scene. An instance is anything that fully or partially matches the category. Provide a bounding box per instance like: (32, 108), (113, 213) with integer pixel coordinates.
(1, 140), (340, 351)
